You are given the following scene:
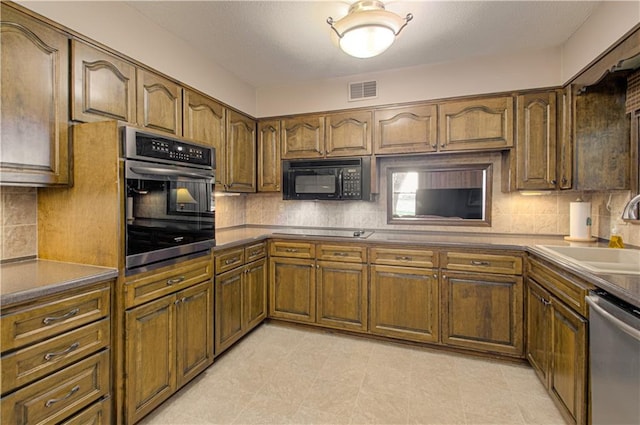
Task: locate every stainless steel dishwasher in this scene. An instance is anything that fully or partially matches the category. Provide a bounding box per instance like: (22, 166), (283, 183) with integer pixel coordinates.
(586, 290), (640, 425)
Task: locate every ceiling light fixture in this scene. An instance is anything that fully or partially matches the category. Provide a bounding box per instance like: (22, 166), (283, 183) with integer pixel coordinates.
(327, 0), (413, 59)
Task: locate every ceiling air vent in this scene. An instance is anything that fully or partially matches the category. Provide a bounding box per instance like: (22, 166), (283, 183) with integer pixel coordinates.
(348, 80), (377, 102)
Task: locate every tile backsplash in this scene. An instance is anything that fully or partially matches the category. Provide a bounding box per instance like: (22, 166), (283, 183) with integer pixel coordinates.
(1, 187), (37, 261)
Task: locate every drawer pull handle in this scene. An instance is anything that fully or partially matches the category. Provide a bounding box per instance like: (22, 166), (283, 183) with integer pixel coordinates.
(224, 257), (240, 265)
(43, 308), (79, 325)
(45, 385), (80, 407)
(285, 248), (298, 253)
(44, 342), (80, 361)
(167, 276), (185, 285)
(333, 252), (349, 257)
(250, 250), (262, 256)
(471, 260), (491, 266)
(396, 256), (412, 261)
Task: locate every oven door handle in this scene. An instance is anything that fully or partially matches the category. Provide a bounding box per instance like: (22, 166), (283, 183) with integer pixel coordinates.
(129, 165), (213, 181)
(586, 295), (640, 341)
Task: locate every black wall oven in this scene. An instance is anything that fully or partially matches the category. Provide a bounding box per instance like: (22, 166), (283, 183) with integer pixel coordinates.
(122, 127), (215, 274)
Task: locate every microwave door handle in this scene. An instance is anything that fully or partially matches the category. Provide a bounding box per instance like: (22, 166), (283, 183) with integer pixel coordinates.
(337, 169), (344, 198)
(129, 165), (213, 181)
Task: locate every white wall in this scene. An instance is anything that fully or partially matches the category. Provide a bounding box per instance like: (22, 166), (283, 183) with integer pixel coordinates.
(561, 0), (640, 83)
(18, 1), (257, 115)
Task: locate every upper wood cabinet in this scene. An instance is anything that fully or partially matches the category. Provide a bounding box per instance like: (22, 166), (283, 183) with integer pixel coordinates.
(257, 120), (281, 192)
(439, 96), (514, 151)
(225, 110), (256, 192)
(374, 104), (438, 154)
(136, 68), (183, 136)
(0, 5), (70, 186)
(281, 111), (372, 159)
(183, 89), (226, 185)
(516, 91), (558, 190)
(71, 40), (136, 124)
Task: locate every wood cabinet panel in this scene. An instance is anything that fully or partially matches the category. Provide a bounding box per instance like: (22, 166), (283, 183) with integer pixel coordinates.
(516, 91), (558, 190)
(325, 110), (372, 157)
(125, 296), (175, 424)
(281, 115), (325, 159)
(439, 96), (514, 151)
(59, 397), (111, 425)
(71, 40), (136, 124)
(374, 104), (438, 154)
(316, 244), (367, 263)
(0, 5), (70, 186)
(136, 69), (182, 136)
(215, 267), (243, 354)
(550, 296), (587, 425)
(440, 251), (522, 275)
(269, 257), (316, 323)
(244, 258), (268, 330)
(558, 86), (573, 189)
(369, 265), (439, 343)
(269, 241), (315, 259)
(1, 350), (109, 425)
(226, 110), (256, 192)
(316, 261), (367, 332)
(526, 280), (552, 388)
(215, 247), (245, 275)
(369, 246), (436, 268)
(245, 242), (267, 263)
(257, 120), (281, 192)
(176, 281), (213, 388)
(442, 272), (523, 356)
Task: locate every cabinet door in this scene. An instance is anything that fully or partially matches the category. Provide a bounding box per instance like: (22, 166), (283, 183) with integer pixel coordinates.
(526, 279), (552, 388)
(269, 257), (316, 323)
(281, 115), (325, 159)
(71, 40), (136, 124)
(369, 265), (439, 343)
(183, 89), (226, 186)
(316, 261), (367, 332)
(516, 91), (558, 190)
(244, 258), (268, 330)
(136, 69), (182, 136)
(442, 272), (523, 356)
(557, 86), (573, 189)
(439, 96), (514, 151)
(257, 120), (281, 192)
(176, 281), (213, 388)
(374, 104), (438, 154)
(0, 5), (70, 185)
(125, 295), (176, 424)
(325, 111), (372, 157)
(550, 297), (587, 425)
(215, 267), (244, 355)
(226, 110), (256, 192)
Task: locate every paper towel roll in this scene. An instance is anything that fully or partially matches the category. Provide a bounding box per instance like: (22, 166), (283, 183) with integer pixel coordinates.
(569, 201), (591, 239)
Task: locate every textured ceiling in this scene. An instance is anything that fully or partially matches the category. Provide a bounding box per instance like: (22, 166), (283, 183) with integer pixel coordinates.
(127, 1), (601, 89)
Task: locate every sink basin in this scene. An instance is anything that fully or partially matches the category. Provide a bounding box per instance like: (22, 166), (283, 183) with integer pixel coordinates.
(536, 245), (640, 275)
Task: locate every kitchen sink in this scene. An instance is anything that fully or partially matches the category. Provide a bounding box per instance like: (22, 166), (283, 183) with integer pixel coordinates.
(535, 245), (640, 275)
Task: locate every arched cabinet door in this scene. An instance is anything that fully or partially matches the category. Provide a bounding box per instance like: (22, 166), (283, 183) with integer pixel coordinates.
(0, 4), (70, 185)
(136, 68), (182, 136)
(71, 40), (136, 124)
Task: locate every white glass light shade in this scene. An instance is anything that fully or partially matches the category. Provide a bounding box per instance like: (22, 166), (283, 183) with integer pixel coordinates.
(328, 1), (411, 59)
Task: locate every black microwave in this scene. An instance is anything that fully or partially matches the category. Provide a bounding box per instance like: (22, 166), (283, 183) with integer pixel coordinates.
(282, 157), (371, 201)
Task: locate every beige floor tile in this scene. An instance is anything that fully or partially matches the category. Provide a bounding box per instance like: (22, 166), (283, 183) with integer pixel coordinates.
(290, 405), (350, 425)
(351, 387), (409, 424)
(299, 377), (361, 417)
(515, 393), (567, 424)
(408, 396), (467, 425)
(232, 392), (301, 424)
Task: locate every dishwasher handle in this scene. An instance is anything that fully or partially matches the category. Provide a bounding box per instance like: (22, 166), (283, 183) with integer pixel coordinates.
(586, 295), (640, 341)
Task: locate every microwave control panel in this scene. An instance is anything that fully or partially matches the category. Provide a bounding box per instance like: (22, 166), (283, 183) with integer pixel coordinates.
(342, 167), (362, 199)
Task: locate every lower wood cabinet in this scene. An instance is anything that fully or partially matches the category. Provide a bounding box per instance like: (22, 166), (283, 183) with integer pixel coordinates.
(269, 256), (316, 323)
(441, 271), (523, 356)
(369, 264), (439, 343)
(316, 261), (367, 332)
(124, 280), (213, 424)
(526, 267), (589, 425)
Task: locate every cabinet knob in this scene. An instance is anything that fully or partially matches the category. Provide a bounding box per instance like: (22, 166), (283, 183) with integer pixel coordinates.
(44, 342), (80, 361)
(550, 179), (557, 185)
(45, 385), (80, 408)
(167, 276), (185, 285)
(43, 308), (79, 325)
(470, 260), (490, 266)
(316, 264), (320, 269)
(562, 177), (568, 185)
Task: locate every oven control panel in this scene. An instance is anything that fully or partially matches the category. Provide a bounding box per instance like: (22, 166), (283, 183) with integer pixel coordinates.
(127, 130), (213, 168)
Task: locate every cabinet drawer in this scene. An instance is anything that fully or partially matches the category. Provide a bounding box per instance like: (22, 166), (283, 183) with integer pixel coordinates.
(1, 350), (110, 425)
(527, 256), (593, 317)
(369, 247), (437, 268)
(59, 397), (110, 425)
(1, 319), (110, 395)
(124, 255), (213, 308)
(441, 251), (523, 275)
(269, 241), (315, 258)
(317, 244), (367, 263)
(1, 286), (110, 352)
(245, 241), (267, 263)
(215, 247), (245, 274)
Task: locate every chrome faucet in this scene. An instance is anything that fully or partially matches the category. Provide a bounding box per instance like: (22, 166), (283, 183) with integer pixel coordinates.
(622, 193), (640, 220)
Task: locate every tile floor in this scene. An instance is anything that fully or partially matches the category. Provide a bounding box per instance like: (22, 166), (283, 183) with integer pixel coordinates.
(139, 322), (567, 425)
